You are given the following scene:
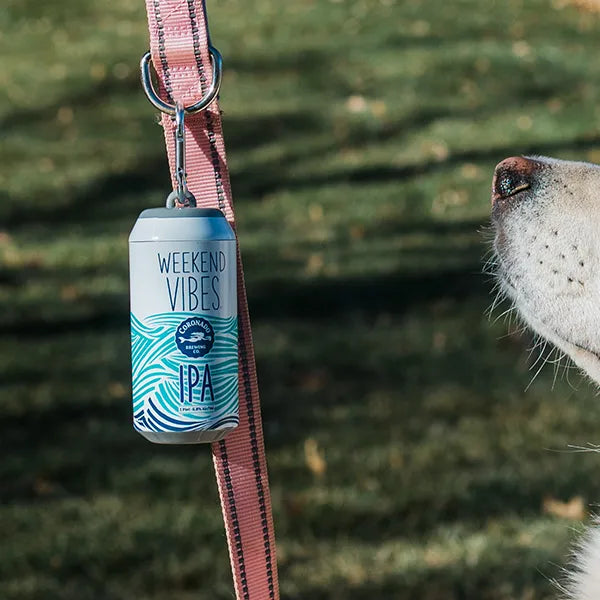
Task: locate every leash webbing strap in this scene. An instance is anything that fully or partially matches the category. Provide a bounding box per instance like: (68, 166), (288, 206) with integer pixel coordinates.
(143, 2), (279, 598)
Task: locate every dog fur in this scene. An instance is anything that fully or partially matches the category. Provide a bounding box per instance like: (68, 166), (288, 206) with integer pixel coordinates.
(491, 155), (600, 599)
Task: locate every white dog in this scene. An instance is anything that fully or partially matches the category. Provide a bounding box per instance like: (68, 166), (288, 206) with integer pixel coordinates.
(491, 155), (600, 599)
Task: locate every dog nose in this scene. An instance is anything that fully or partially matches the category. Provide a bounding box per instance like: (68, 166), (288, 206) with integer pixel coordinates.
(492, 156), (536, 206)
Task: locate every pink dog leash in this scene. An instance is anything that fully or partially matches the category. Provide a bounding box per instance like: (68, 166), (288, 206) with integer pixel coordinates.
(142, 1), (279, 598)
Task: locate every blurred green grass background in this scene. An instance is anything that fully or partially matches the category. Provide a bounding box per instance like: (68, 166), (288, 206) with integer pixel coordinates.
(3, 0), (600, 598)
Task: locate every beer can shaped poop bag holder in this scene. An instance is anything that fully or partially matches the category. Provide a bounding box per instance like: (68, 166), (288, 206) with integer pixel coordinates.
(129, 209), (238, 444)
(130, 81), (238, 444)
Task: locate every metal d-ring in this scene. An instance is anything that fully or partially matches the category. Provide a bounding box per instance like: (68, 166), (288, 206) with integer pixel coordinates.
(140, 46), (223, 116)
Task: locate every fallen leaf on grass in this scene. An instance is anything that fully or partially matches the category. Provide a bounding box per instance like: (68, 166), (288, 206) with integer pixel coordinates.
(298, 370), (328, 392)
(61, 285), (81, 301)
(108, 381), (127, 399)
(304, 438), (327, 477)
(304, 253), (324, 275)
(564, 0), (600, 12)
(543, 496), (586, 520)
(283, 493), (307, 518)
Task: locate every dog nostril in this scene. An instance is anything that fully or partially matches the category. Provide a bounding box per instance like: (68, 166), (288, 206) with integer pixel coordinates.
(496, 171), (528, 197)
(492, 156), (536, 205)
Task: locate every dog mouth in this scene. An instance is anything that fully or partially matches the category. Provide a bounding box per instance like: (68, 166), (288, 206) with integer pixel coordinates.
(568, 340), (600, 362)
(497, 268), (600, 372)
(520, 301), (600, 366)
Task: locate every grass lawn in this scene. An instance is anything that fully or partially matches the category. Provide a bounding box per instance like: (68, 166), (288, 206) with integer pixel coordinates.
(3, 0), (600, 598)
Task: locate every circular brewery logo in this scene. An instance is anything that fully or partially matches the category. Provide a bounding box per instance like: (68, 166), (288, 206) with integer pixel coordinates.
(175, 317), (215, 358)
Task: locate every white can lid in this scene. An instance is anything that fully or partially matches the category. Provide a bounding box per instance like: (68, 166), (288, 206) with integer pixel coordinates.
(138, 207), (225, 219)
(129, 207), (236, 243)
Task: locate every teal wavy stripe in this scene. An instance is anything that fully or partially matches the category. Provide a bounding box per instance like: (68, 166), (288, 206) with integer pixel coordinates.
(131, 312), (238, 433)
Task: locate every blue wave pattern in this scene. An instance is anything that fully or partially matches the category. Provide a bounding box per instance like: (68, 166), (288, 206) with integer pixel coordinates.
(131, 312), (238, 433)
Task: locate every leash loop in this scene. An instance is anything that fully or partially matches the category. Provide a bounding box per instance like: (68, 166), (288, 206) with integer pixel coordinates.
(140, 46), (223, 116)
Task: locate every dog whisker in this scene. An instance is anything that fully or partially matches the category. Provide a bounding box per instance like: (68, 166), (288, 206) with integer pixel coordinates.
(485, 289), (507, 319)
(546, 349), (567, 365)
(552, 349), (562, 391)
(527, 335), (546, 355)
(491, 305), (517, 325)
(565, 443), (600, 453)
(525, 339), (553, 391)
(525, 356), (548, 391)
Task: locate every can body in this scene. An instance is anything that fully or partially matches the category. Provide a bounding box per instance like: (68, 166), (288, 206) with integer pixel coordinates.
(129, 208), (238, 444)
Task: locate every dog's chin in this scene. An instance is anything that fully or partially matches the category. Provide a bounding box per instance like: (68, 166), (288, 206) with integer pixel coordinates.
(507, 288), (600, 386)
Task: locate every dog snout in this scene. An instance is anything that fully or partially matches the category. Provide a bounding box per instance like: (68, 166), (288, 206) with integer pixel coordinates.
(492, 156), (537, 209)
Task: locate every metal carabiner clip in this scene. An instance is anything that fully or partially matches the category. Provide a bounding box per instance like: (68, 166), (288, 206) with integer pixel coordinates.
(165, 104), (196, 208)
